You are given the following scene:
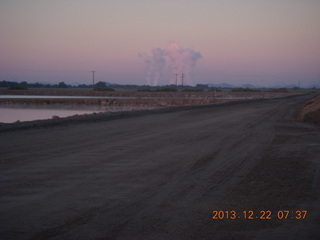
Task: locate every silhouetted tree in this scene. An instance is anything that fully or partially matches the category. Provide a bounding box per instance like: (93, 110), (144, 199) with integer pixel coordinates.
(58, 82), (67, 88)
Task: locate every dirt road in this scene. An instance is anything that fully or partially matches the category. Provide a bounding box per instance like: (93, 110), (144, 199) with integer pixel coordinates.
(1, 95), (320, 239)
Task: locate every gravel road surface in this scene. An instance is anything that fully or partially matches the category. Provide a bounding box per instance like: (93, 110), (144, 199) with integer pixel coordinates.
(1, 94), (319, 239)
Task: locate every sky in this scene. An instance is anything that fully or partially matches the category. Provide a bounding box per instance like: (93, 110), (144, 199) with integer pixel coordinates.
(0, 0), (319, 87)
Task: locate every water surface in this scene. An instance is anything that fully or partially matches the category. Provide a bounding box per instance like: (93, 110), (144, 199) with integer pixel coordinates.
(0, 104), (155, 123)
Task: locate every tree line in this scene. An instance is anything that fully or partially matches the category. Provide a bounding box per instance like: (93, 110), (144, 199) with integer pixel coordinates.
(0, 80), (99, 89)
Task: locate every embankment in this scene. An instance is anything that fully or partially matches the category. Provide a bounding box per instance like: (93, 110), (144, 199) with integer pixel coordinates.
(0, 90), (303, 106)
(297, 94), (320, 125)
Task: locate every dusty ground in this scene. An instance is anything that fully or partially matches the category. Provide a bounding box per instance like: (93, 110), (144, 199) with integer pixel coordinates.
(297, 94), (320, 125)
(0, 94), (320, 240)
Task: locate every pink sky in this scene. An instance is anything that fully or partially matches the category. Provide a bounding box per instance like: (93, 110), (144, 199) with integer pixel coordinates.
(0, 0), (319, 87)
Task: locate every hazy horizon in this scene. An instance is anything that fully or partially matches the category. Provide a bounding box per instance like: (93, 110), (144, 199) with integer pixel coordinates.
(1, 0), (319, 87)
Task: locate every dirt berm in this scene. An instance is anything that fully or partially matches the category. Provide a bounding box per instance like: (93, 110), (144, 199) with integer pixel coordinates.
(297, 94), (320, 125)
(0, 94), (319, 239)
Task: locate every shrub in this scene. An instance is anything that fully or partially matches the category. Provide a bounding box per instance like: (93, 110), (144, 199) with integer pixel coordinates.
(231, 87), (260, 92)
(137, 88), (152, 92)
(8, 85), (28, 90)
(93, 87), (115, 91)
(182, 88), (203, 92)
(155, 87), (177, 92)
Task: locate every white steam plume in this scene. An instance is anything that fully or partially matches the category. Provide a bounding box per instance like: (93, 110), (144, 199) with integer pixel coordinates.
(165, 42), (202, 85)
(140, 42), (202, 86)
(138, 48), (165, 86)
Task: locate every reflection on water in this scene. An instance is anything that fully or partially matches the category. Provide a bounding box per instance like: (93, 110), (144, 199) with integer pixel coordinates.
(0, 95), (138, 99)
(0, 104), (155, 123)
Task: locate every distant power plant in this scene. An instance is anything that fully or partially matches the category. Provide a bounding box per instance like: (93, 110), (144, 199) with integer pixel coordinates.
(139, 42), (202, 86)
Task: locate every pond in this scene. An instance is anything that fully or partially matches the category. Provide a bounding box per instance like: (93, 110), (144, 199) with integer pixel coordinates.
(0, 104), (155, 123)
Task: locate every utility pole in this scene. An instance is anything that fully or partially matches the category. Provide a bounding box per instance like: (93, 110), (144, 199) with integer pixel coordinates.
(92, 71), (95, 88)
(174, 74), (179, 85)
(181, 73), (184, 86)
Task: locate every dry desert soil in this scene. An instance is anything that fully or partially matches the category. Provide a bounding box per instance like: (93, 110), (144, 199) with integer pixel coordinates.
(1, 94), (320, 240)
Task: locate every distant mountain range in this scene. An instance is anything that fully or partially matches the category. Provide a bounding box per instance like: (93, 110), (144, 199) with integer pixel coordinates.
(207, 82), (320, 89)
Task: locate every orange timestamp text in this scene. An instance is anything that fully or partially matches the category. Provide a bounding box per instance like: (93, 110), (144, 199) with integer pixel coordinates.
(212, 210), (307, 220)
